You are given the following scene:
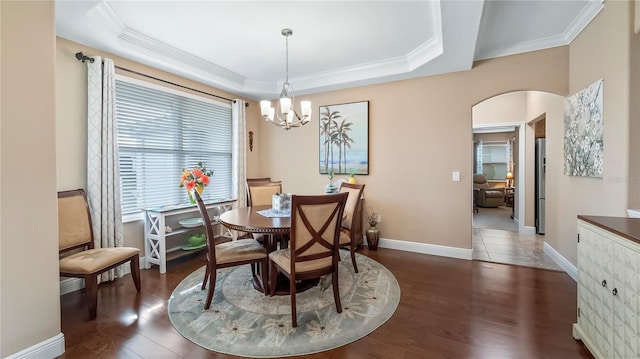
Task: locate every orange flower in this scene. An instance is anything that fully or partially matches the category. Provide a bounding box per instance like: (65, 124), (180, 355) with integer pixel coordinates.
(179, 162), (214, 188)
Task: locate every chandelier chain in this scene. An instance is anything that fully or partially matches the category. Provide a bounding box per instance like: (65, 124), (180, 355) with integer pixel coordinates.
(285, 32), (289, 83)
(259, 28), (311, 130)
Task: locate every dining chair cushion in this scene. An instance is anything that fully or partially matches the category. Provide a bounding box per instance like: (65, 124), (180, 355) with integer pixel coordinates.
(269, 248), (333, 273)
(59, 247), (141, 275)
(216, 239), (266, 265)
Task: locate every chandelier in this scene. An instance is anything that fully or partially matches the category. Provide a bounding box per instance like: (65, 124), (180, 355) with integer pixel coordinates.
(260, 28), (312, 130)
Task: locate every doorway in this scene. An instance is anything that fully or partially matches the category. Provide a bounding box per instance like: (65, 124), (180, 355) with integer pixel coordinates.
(471, 91), (560, 271)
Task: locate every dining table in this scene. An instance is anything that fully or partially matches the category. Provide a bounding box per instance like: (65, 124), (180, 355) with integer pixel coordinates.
(219, 205), (318, 295)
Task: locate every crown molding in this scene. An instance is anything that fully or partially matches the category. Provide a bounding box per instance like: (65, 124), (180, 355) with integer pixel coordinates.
(475, 0), (604, 61)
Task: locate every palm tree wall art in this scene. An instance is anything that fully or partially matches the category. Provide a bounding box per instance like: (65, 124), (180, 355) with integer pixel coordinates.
(319, 101), (369, 175)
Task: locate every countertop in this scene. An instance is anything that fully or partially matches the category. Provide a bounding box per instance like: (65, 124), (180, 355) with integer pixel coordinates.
(578, 215), (640, 245)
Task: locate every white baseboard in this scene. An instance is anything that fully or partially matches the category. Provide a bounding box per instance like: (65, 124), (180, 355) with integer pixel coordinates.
(60, 256), (145, 295)
(5, 333), (65, 359)
(544, 242), (578, 282)
(373, 237), (472, 260)
(522, 225), (536, 234)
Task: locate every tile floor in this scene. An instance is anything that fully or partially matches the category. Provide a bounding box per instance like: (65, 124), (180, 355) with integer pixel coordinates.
(472, 206), (562, 271)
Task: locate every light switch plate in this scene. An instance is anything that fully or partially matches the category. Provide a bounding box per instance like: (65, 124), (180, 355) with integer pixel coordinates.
(452, 171), (460, 182)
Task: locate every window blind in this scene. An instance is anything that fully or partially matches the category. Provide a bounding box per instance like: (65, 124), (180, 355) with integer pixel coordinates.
(115, 76), (232, 214)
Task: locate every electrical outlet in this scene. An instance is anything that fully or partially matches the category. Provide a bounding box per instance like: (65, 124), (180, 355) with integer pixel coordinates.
(452, 171), (461, 182)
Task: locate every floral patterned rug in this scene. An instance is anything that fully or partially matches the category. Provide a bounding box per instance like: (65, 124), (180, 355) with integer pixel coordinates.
(168, 250), (400, 358)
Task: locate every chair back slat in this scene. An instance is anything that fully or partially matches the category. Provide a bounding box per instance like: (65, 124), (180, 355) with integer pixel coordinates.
(58, 189), (95, 252)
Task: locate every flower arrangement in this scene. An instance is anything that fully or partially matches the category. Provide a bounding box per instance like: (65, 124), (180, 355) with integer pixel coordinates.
(367, 208), (381, 227)
(179, 162), (213, 191)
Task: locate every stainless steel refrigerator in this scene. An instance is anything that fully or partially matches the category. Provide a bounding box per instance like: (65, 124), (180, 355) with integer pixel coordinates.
(535, 138), (546, 234)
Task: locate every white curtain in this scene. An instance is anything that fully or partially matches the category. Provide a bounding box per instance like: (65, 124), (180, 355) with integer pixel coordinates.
(232, 99), (248, 208)
(475, 140), (483, 174)
(87, 56), (124, 281)
(507, 138), (514, 173)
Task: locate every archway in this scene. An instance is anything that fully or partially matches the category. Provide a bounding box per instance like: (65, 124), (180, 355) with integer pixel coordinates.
(471, 91), (564, 269)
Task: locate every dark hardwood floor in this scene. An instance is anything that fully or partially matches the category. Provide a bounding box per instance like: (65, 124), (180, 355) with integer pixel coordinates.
(59, 248), (593, 359)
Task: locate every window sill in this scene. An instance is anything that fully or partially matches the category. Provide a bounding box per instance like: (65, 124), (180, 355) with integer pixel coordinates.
(123, 212), (144, 223)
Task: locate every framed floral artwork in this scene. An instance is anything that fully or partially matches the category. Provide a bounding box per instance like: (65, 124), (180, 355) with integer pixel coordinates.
(319, 101), (369, 175)
(564, 79), (604, 177)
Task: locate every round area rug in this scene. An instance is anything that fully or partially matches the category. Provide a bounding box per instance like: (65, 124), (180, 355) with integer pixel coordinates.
(168, 250), (400, 358)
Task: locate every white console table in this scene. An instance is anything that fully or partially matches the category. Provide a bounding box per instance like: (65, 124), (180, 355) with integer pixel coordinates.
(143, 198), (236, 273)
(574, 215), (640, 359)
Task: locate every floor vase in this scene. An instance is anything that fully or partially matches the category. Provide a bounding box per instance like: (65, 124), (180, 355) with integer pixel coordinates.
(366, 226), (380, 250)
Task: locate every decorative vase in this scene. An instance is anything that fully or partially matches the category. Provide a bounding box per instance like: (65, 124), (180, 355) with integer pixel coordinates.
(366, 226), (380, 250)
(348, 175), (356, 184)
(187, 185), (205, 204)
(324, 180), (338, 194)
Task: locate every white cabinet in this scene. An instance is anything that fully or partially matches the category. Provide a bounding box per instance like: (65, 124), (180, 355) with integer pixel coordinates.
(144, 199), (235, 273)
(574, 218), (640, 359)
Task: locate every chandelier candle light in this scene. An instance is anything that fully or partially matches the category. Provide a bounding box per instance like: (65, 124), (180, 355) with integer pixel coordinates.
(260, 28), (312, 130)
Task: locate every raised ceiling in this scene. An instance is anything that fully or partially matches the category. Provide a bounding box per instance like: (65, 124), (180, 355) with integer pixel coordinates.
(56, 1), (604, 100)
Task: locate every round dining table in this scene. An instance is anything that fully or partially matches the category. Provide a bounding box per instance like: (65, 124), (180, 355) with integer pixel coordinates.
(219, 205), (290, 237)
(219, 205), (318, 295)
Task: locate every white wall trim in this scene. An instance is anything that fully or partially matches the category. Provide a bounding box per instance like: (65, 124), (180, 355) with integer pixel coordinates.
(543, 242), (577, 282)
(4, 333), (65, 359)
(371, 237), (472, 260)
(522, 226), (536, 235)
(60, 256), (144, 295)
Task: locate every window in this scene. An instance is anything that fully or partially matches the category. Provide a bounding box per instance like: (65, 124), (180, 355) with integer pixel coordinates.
(475, 140), (508, 181)
(115, 76), (232, 214)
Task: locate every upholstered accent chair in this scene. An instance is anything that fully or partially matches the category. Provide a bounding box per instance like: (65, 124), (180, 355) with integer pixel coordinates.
(58, 189), (141, 320)
(473, 174), (505, 208)
(268, 193), (348, 327)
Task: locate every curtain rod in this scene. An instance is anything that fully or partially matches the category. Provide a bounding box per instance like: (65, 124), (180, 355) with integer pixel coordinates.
(75, 52), (248, 107)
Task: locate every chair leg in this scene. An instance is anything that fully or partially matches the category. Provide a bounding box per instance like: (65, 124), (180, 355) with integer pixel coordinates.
(130, 255), (141, 291)
(269, 260), (277, 296)
(290, 275), (297, 328)
(84, 274), (98, 320)
(332, 270), (342, 313)
(350, 244), (359, 273)
(204, 268), (216, 310)
(261, 258), (268, 296)
(201, 264), (210, 290)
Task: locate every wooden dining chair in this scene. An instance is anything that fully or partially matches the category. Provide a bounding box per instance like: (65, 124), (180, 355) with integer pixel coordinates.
(245, 177), (272, 204)
(246, 181), (284, 245)
(338, 182), (365, 273)
(247, 181), (282, 206)
(193, 189), (268, 309)
(268, 192), (348, 327)
(58, 189), (141, 320)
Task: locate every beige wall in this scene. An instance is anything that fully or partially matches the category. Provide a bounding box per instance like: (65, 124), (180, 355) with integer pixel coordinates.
(1, 1), (60, 357)
(257, 47), (569, 250)
(546, 0), (633, 265)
